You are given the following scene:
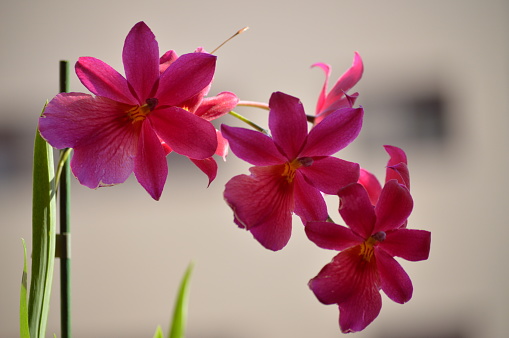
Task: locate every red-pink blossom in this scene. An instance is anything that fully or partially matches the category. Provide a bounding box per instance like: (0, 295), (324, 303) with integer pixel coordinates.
(222, 91), (363, 251)
(313, 52), (363, 124)
(306, 147), (430, 333)
(158, 48), (239, 184)
(39, 22), (219, 200)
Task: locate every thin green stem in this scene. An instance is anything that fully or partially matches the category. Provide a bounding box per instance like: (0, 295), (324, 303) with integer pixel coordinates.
(54, 148), (72, 189)
(58, 60), (72, 338)
(228, 111), (269, 134)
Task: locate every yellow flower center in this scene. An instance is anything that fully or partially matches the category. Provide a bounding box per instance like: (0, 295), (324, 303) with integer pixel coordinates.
(126, 98), (158, 123)
(127, 104), (151, 123)
(281, 157), (313, 183)
(359, 231), (386, 262)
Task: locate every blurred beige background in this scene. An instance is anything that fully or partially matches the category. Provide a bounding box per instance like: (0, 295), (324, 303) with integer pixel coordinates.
(1, 0), (508, 337)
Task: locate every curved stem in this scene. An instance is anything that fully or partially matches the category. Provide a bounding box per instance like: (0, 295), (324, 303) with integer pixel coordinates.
(228, 111), (269, 135)
(54, 148), (72, 189)
(236, 100), (270, 111)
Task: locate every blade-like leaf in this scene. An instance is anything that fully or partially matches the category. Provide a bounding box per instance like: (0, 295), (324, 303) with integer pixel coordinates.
(20, 239), (30, 338)
(168, 263), (194, 338)
(153, 325), (164, 338)
(28, 120), (57, 338)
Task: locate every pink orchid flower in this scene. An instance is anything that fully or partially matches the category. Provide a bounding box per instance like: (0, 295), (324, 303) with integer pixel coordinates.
(359, 145), (410, 221)
(222, 91), (363, 251)
(158, 48), (238, 184)
(39, 21), (219, 200)
(313, 52), (363, 124)
(305, 147), (431, 333)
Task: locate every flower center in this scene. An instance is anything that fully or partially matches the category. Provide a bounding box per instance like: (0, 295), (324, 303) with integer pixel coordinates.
(359, 231), (386, 262)
(281, 157), (313, 183)
(127, 98), (158, 123)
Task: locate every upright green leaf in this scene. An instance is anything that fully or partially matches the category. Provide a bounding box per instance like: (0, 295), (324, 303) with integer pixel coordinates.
(20, 239), (30, 338)
(28, 125), (57, 338)
(153, 325), (164, 338)
(168, 263), (194, 338)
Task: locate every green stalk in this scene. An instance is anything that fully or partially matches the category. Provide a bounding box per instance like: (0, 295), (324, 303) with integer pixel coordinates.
(58, 60), (72, 338)
(228, 111), (269, 134)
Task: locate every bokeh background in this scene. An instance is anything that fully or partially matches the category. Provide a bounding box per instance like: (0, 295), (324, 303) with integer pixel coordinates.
(1, 0), (508, 337)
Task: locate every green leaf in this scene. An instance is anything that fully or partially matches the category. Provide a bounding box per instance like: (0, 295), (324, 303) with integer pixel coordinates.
(28, 122), (57, 338)
(168, 263), (194, 338)
(153, 325), (164, 338)
(20, 239), (30, 338)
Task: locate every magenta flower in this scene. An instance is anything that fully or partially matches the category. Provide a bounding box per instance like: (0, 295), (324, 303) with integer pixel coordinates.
(38, 22), (219, 200)
(158, 48), (239, 184)
(359, 145), (410, 208)
(305, 147), (431, 333)
(313, 52), (363, 124)
(222, 91), (363, 251)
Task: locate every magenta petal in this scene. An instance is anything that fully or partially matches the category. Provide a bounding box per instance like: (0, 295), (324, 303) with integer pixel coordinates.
(76, 57), (137, 105)
(305, 221), (363, 251)
(379, 229), (431, 261)
(293, 172), (328, 223)
(309, 245), (382, 333)
(156, 53), (216, 106)
(159, 50), (178, 74)
(299, 156), (359, 195)
(221, 125), (286, 165)
(385, 144), (407, 167)
(195, 92), (239, 121)
(122, 21), (160, 102)
(388, 162), (410, 190)
(215, 130), (228, 159)
(224, 166), (293, 251)
(374, 180), (413, 233)
(309, 248), (362, 305)
(268, 92), (308, 159)
(65, 110), (138, 189)
(133, 120), (168, 200)
(338, 274), (382, 333)
(385, 145), (410, 188)
(301, 107), (363, 157)
(311, 62), (331, 115)
(358, 168), (382, 205)
(39, 93), (129, 149)
(375, 248), (413, 304)
(189, 157), (218, 186)
(338, 183), (376, 239)
(159, 137), (172, 155)
(150, 106), (217, 160)
(323, 52), (364, 110)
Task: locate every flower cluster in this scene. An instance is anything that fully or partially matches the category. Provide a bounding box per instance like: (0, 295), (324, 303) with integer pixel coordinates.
(38, 21), (431, 333)
(39, 22), (237, 200)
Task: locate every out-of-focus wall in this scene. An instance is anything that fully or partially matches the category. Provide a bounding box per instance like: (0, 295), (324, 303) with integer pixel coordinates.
(1, 0), (508, 337)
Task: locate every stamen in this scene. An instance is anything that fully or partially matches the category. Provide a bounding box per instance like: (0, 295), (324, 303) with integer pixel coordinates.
(372, 231), (386, 242)
(359, 241), (375, 262)
(281, 158), (313, 183)
(359, 232), (386, 262)
(126, 98), (158, 123)
(298, 157), (313, 167)
(210, 26), (249, 54)
(145, 98), (158, 111)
